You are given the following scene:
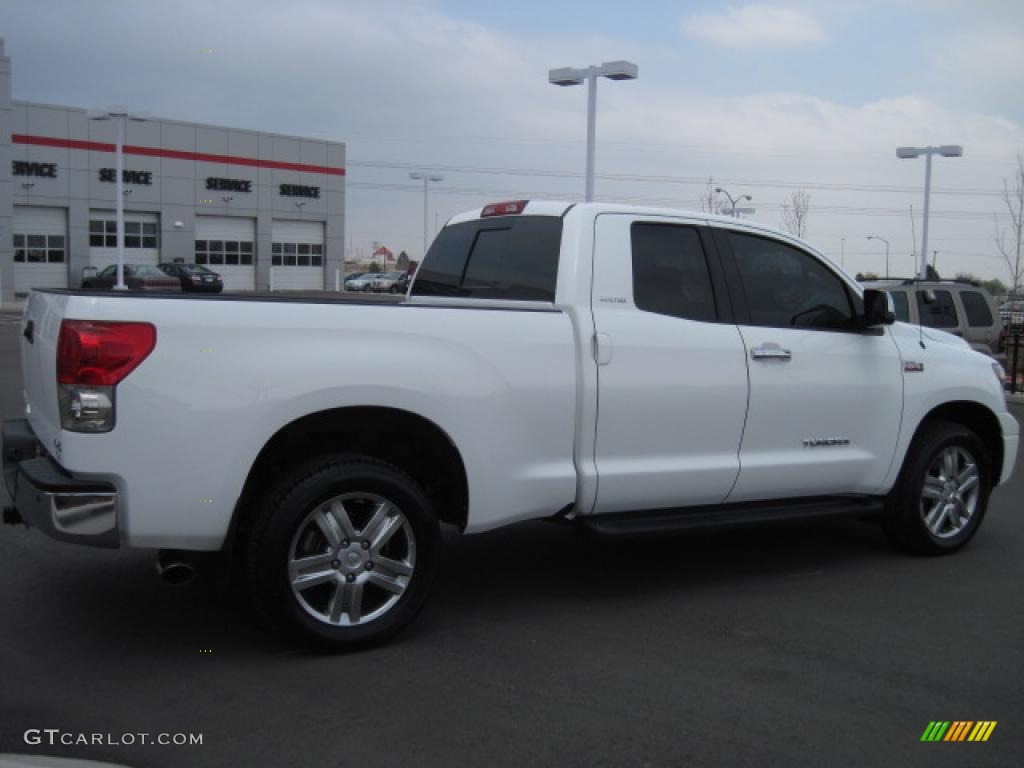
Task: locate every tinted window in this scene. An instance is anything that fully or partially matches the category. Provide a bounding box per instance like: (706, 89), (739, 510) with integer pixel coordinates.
(412, 216), (562, 301)
(959, 291), (993, 327)
(631, 223), (716, 322)
(889, 290), (910, 322)
(729, 232), (854, 330)
(917, 290), (958, 328)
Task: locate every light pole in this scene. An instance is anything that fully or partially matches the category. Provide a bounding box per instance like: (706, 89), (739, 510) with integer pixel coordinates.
(89, 108), (148, 290)
(409, 172), (443, 257)
(549, 60), (638, 202)
(897, 145), (963, 279)
(714, 187), (753, 218)
(867, 235), (890, 278)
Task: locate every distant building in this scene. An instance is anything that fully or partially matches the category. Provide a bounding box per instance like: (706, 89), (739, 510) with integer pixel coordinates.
(0, 38), (346, 301)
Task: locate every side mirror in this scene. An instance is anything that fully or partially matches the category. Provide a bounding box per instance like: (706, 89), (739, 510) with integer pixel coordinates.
(863, 289), (895, 327)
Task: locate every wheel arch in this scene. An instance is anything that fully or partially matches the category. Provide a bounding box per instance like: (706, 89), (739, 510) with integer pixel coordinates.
(228, 406), (469, 552)
(903, 400), (1004, 486)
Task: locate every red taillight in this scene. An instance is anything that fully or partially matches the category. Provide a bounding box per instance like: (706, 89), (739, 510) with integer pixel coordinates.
(481, 200), (528, 217)
(57, 320), (156, 386)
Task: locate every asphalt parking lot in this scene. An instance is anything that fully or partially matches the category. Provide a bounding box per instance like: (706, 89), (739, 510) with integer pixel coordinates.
(0, 316), (1021, 768)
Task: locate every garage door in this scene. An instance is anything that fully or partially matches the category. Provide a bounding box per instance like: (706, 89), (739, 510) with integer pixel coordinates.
(13, 206), (68, 294)
(271, 220), (324, 291)
(195, 216), (256, 291)
(88, 210), (160, 270)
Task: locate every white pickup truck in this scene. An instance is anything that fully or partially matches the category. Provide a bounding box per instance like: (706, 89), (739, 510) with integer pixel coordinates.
(3, 200), (1019, 648)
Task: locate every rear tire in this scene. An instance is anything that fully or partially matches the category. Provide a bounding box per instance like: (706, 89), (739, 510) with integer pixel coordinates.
(883, 421), (991, 555)
(246, 454), (440, 649)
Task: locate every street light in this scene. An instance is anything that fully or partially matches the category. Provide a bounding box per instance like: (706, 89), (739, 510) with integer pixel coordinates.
(867, 235), (890, 278)
(89, 107), (148, 290)
(409, 172), (444, 257)
(549, 60), (638, 202)
(714, 187), (752, 218)
(896, 144), (963, 279)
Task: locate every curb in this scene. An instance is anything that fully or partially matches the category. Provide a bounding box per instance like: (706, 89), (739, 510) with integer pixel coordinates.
(1007, 393), (1024, 405)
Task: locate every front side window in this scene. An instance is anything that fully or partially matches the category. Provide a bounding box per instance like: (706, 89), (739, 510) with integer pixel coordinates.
(729, 232), (855, 330)
(959, 291), (993, 327)
(917, 290), (958, 329)
(631, 223), (717, 322)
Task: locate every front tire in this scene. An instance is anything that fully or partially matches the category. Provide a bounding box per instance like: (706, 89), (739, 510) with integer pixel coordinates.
(246, 455), (440, 649)
(883, 421), (991, 554)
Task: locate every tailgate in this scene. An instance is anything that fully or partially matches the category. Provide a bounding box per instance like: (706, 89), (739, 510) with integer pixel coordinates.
(19, 291), (67, 455)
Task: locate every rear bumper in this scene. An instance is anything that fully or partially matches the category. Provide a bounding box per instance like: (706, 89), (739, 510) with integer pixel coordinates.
(2, 419), (119, 548)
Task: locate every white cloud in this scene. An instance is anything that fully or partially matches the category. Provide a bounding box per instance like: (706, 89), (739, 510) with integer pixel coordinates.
(681, 4), (827, 49)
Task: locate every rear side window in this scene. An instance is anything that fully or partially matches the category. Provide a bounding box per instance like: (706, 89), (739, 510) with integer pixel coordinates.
(959, 291), (993, 327)
(889, 290), (910, 322)
(631, 223), (717, 322)
(917, 290), (958, 328)
(411, 216), (562, 301)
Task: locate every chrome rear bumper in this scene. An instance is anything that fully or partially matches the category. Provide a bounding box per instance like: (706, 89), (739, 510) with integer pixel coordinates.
(2, 419), (119, 548)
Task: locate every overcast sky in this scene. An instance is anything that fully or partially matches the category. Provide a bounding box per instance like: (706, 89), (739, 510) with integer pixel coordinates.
(3, 0), (1024, 279)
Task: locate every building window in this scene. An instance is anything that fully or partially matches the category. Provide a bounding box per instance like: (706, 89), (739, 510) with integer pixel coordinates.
(272, 241), (322, 267)
(89, 217), (159, 249)
(196, 238), (254, 266)
(13, 233), (64, 263)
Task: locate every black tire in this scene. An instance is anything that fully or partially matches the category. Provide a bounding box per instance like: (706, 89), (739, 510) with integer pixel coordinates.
(883, 421), (992, 555)
(246, 454), (440, 649)
(390, 285), (399, 294)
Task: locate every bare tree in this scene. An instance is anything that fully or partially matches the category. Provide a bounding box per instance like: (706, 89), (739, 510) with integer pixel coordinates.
(699, 177), (717, 213)
(995, 153), (1024, 293)
(780, 189), (811, 238)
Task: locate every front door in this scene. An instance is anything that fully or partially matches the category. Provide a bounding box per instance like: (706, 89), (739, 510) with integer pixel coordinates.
(590, 214), (749, 514)
(715, 227), (903, 502)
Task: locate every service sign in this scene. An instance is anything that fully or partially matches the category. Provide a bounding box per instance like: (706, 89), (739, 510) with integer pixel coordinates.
(12, 161), (58, 178)
(99, 168), (153, 185)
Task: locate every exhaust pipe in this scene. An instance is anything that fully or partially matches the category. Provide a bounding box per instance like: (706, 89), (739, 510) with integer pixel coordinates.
(156, 550), (196, 586)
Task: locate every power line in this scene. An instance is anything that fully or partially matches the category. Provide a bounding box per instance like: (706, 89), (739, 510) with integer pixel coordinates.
(349, 159), (1007, 198)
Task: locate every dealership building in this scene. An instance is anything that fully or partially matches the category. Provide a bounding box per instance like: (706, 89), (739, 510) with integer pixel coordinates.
(0, 39), (345, 303)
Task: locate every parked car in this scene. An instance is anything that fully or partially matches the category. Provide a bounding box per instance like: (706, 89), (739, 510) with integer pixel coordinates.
(861, 278), (1004, 356)
(7, 200), (1018, 650)
(394, 272), (413, 294)
(344, 272), (380, 291)
(81, 264), (182, 292)
(371, 271), (406, 293)
(999, 300), (1024, 330)
(157, 263), (224, 293)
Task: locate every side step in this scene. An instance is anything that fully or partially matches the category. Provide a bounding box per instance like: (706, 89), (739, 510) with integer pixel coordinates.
(580, 495), (885, 537)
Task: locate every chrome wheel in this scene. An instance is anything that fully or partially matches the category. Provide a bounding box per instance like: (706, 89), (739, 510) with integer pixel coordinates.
(288, 492), (416, 627)
(920, 446), (980, 539)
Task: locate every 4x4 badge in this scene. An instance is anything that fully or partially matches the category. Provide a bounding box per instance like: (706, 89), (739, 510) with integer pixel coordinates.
(904, 361), (925, 372)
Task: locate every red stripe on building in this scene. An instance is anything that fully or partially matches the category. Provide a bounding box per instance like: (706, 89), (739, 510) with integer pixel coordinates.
(12, 133), (345, 176)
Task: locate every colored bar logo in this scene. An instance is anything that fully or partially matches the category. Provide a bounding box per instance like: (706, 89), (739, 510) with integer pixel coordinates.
(921, 721), (997, 742)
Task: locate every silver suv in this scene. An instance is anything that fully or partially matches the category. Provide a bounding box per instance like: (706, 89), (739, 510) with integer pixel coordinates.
(861, 278), (1003, 357)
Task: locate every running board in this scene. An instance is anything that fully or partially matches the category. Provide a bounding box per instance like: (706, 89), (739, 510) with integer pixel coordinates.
(581, 496), (885, 537)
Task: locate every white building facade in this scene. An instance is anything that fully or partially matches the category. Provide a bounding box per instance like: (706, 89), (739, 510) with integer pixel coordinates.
(0, 39), (345, 302)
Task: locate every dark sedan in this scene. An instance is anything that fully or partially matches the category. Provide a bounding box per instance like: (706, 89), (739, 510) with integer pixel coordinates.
(158, 262), (224, 293)
(82, 264), (182, 291)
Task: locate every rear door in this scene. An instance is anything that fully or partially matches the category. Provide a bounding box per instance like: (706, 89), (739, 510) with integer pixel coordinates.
(715, 226), (903, 501)
(590, 214), (749, 514)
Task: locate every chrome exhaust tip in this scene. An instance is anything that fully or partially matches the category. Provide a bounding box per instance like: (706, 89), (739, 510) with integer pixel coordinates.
(156, 550), (196, 586)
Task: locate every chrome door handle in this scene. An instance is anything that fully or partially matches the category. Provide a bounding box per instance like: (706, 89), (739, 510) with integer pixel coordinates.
(750, 343), (792, 361)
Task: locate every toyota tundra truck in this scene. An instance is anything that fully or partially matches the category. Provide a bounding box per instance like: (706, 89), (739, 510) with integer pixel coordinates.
(3, 200), (1019, 648)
